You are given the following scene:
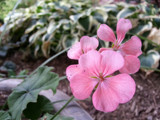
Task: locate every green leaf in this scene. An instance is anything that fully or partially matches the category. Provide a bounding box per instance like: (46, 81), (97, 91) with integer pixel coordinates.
(18, 69), (29, 76)
(25, 18), (47, 34)
(140, 50), (160, 68)
(117, 7), (137, 19)
(92, 9), (108, 23)
(41, 113), (74, 120)
(0, 111), (11, 120)
(23, 95), (53, 120)
(130, 22), (152, 35)
(8, 66), (60, 120)
(47, 20), (57, 34)
(47, 19), (69, 34)
(104, 4), (118, 12)
(29, 27), (47, 43)
(25, 23), (37, 34)
(70, 13), (84, 22)
(62, 35), (79, 49)
(78, 16), (90, 31)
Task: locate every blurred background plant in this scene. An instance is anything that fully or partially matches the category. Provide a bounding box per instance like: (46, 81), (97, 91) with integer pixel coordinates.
(0, 0), (160, 72)
(0, 0), (17, 19)
(0, 0), (37, 19)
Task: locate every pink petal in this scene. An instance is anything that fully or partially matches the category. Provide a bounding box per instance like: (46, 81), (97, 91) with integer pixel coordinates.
(70, 73), (98, 100)
(66, 65), (82, 81)
(67, 42), (82, 60)
(101, 50), (124, 76)
(119, 55), (140, 74)
(79, 50), (101, 76)
(99, 48), (112, 53)
(92, 81), (119, 112)
(116, 18), (132, 44)
(120, 36), (142, 57)
(80, 36), (99, 53)
(107, 74), (136, 103)
(92, 74), (135, 112)
(97, 24), (116, 43)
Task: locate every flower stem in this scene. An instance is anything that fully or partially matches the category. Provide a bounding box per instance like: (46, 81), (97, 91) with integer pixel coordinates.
(59, 76), (67, 81)
(50, 96), (74, 120)
(141, 66), (160, 72)
(31, 47), (70, 76)
(39, 47), (70, 67)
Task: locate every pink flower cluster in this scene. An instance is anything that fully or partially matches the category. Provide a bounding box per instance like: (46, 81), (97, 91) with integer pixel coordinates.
(66, 18), (142, 112)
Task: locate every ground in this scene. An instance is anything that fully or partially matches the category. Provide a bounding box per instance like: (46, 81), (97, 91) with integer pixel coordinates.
(0, 51), (160, 120)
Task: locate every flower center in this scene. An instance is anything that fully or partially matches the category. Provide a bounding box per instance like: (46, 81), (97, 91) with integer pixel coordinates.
(91, 73), (112, 82)
(99, 73), (105, 81)
(112, 43), (120, 51)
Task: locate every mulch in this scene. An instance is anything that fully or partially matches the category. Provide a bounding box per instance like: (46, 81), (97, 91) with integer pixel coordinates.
(0, 51), (160, 120)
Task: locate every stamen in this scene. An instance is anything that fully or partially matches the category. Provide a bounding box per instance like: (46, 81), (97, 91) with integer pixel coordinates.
(99, 73), (105, 81)
(91, 76), (98, 79)
(104, 75), (112, 78)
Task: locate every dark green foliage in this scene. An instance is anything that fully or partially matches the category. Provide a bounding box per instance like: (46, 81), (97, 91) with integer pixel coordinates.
(3, 0), (109, 57)
(8, 66), (60, 120)
(0, 111), (11, 120)
(23, 95), (53, 120)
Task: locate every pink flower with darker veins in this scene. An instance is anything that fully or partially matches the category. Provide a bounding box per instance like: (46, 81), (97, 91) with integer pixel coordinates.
(67, 36), (98, 60)
(97, 18), (142, 74)
(66, 50), (136, 112)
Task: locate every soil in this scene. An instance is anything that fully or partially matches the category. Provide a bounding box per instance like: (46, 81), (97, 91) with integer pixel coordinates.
(0, 51), (160, 120)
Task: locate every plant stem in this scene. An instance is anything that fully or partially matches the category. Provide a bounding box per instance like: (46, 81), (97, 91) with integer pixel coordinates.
(50, 96), (74, 120)
(127, 32), (160, 50)
(31, 47), (70, 75)
(59, 76), (67, 81)
(40, 48), (70, 67)
(136, 35), (160, 48)
(141, 66), (160, 72)
(0, 0), (22, 45)
(51, 100), (67, 104)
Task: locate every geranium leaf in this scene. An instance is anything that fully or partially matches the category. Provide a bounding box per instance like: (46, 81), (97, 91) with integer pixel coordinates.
(0, 111), (11, 120)
(23, 95), (54, 120)
(8, 66), (60, 120)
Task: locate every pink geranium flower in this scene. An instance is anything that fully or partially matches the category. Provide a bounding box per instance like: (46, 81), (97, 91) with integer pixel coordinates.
(67, 36), (98, 60)
(97, 18), (142, 74)
(66, 50), (136, 112)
